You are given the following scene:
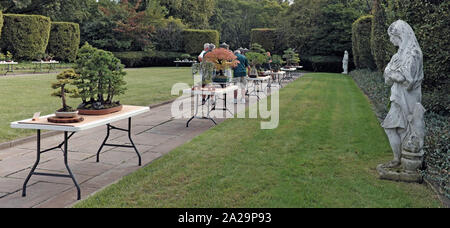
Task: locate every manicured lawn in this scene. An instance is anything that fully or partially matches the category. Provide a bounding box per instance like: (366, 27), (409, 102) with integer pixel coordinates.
(75, 73), (441, 208)
(0, 67), (192, 143)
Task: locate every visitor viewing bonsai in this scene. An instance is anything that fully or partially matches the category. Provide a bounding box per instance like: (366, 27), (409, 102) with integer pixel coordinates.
(73, 43), (127, 115)
(51, 69), (79, 117)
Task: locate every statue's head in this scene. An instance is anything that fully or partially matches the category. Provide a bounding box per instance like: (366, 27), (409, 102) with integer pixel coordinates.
(388, 20), (418, 48)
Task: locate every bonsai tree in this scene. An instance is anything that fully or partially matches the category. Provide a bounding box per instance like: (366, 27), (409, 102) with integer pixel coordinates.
(5, 51), (13, 62)
(250, 43), (266, 54)
(246, 52), (268, 76)
(283, 48), (300, 67)
(180, 54), (191, 61)
(204, 48), (240, 83)
(0, 53), (5, 62)
(51, 69), (79, 112)
(73, 43), (127, 111)
(271, 55), (285, 72)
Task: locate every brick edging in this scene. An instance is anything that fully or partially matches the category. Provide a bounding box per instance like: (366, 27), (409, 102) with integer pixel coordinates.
(0, 100), (178, 151)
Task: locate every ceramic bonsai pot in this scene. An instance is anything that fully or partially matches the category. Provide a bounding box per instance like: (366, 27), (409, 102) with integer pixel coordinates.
(78, 105), (123, 116)
(55, 110), (79, 118)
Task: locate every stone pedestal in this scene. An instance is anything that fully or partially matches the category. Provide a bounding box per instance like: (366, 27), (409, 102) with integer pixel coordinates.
(377, 164), (423, 183)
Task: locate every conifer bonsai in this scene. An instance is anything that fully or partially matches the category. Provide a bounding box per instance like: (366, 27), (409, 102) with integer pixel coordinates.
(73, 43), (127, 114)
(51, 69), (79, 117)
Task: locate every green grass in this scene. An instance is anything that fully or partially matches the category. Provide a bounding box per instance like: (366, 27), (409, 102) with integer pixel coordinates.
(0, 61), (75, 75)
(74, 73), (441, 208)
(0, 67), (192, 143)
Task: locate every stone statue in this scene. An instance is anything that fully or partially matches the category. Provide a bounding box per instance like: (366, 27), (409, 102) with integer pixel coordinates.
(377, 20), (426, 183)
(342, 51), (349, 74)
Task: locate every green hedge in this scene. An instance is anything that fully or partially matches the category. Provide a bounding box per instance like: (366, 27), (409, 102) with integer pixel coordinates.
(251, 28), (277, 53)
(302, 56), (355, 73)
(371, 0), (392, 72)
(352, 15), (376, 70)
(113, 51), (188, 68)
(182, 29), (219, 55)
(0, 14), (51, 60)
(0, 11), (4, 40)
(47, 22), (81, 62)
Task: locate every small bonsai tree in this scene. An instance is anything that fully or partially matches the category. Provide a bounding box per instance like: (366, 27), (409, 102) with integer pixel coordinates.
(73, 43), (127, 110)
(180, 54), (191, 61)
(0, 53), (5, 62)
(5, 51), (13, 62)
(271, 55), (285, 72)
(246, 52), (268, 76)
(283, 48), (300, 67)
(51, 69), (79, 112)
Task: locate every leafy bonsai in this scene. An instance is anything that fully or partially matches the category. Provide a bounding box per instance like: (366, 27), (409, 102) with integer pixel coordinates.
(5, 51), (13, 62)
(271, 55), (285, 72)
(73, 43), (127, 110)
(51, 69), (79, 112)
(180, 54), (191, 61)
(246, 52), (268, 76)
(283, 48), (300, 67)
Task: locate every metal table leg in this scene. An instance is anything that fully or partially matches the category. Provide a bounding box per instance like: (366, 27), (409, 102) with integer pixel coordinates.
(97, 117), (142, 166)
(22, 130), (81, 200)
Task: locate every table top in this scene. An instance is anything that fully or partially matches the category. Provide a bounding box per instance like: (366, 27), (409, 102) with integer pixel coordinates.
(31, 61), (60, 64)
(281, 68), (297, 71)
(183, 85), (238, 96)
(0, 61), (18, 65)
(247, 76), (271, 81)
(11, 105), (150, 132)
(174, 61), (197, 63)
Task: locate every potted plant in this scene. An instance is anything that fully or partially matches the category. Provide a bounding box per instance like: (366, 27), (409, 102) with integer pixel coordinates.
(5, 51), (13, 62)
(72, 43), (127, 115)
(192, 62), (215, 86)
(204, 48), (240, 83)
(245, 52), (267, 78)
(181, 54), (191, 62)
(44, 53), (54, 62)
(283, 48), (300, 67)
(51, 69), (79, 118)
(0, 53), (6, 62)
(271, 55), (285, 72)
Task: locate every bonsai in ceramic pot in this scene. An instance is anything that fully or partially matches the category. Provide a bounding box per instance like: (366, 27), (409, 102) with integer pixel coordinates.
(72, 43), (127, 115)
(51, 69), (79, 118)
(245, 52), (267, 78)
(5, 51), (13, 62)
(271, 55), (285, 72)
(283, 48), (300, 68)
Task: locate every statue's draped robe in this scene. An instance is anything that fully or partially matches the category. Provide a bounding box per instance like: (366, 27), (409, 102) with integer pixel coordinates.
(382, 47), (423, 143)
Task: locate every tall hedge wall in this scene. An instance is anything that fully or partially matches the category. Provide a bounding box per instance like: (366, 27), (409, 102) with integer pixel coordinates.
(47, 22), (81, 62)
(371, 0), (392, 72)
(0, 14), (51, 60)
(251, 28), (277, 53)
(0, 11), (4, 40)
(352, 15), (376, 70)
(182, 29), (219, 55)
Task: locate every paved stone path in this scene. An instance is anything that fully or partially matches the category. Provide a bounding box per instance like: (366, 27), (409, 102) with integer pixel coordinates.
(0, 75), (300, 208)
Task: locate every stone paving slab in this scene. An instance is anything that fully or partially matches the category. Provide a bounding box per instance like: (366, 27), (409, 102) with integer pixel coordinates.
(0, 78), (293, 208)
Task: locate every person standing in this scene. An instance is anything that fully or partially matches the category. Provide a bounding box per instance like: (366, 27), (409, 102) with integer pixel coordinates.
(198, 43), (210, 62)
(233, 50), (250, 104)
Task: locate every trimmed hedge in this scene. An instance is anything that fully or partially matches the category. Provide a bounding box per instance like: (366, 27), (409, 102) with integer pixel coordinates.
(113, 51), (188, 68)
(0, 14), (51, 60)
(302, 56), (354, 73)
(251, 28), (277, 53)
(182, 29), (219, 55)
(350, 69), (449, 200)
(47, 22), (81, 62)
(371, 0), (392, 72)
(352, 15), (376, 70)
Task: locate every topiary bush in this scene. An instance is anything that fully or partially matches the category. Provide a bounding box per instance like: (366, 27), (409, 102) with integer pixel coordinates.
(182, 29), (219, 55)
(250, 28), (277, 53)
(47, 22), (81, 62)
(0, 14), (51, 60)
(352, 15), (376, 70)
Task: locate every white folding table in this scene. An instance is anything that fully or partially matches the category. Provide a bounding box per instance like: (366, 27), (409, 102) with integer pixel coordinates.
(246, 76), (272, 101)
(10, 105), (150, 200)
(183, 86), (238, 127)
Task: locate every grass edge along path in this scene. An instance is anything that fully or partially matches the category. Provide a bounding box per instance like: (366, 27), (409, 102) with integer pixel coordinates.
(75, 73), (441, 208)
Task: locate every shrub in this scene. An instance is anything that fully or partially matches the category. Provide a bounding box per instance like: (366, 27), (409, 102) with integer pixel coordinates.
(182, 29), (219, 55)
(0, 14), (51, 60)
(250, 28), (277, 53)
(352, 15), (376, 70)
(350, 69), (449, 199)
(152, 17), (186, 52)
(371, 0), (392, 72)
(47, 22), (81, 62)
(0, 11), (4, 39)
(113, 51), (189, 68)
(302, 56), (355, 73)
